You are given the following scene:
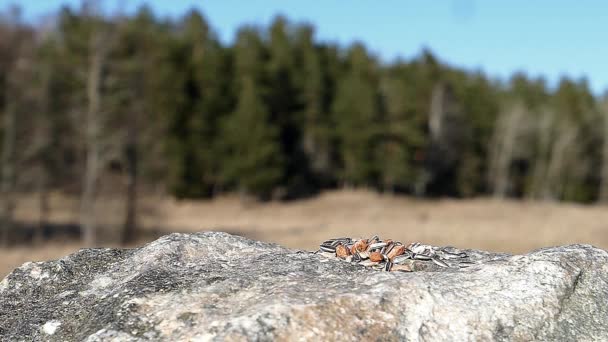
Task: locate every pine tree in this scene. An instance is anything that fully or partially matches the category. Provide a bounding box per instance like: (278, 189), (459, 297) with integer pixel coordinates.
(376, 66), (426, 192)
(266, 16), (313, 197)
(222, 76), (283, 199)
(1, 6), (607, 206)
(331, 43), (380, 187)
(294, 25), (333, 184)
(162, 10), (230, 197)
(56, 4), (115, 246)
(111, 6), (166, 243)
(220, 28), (283, 199)
(547, 78), (597, 201)
(454, 73), (500, 196)
(183, 10), (231, 196)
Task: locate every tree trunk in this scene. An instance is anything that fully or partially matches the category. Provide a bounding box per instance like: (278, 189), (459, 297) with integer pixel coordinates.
(0, 99), (17, 247)
(429, 83), (446, 144)
(543, 122), (578, 201)
(34, 64), (53, 245)
(36, 173), (49, 245)
(80, 33), (105, 247)
(528, 109), (554, 200)
(122, 121), (138, 245)
(80, 124), (100, 247)
(599, 101), (608, 203)
(489, 104), (524, 198)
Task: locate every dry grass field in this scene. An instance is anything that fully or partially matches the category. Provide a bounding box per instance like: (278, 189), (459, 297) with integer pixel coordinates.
(2, 189), (608, 278)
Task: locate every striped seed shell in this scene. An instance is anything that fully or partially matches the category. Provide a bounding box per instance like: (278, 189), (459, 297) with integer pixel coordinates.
(431, 257), (449, 268)
(384, 260), (393, 272)
(392, 253), (412, 264)
(367, 235), (380, 244)
(368, 242), (387, 251)
(319, 245), (337, 253)
(359, 260), (380, 267)
(381, 241), (394, 255)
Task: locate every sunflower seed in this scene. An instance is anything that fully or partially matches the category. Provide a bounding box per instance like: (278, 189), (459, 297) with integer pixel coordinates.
(368, 242), (388, 251)
(392, 254), (411, 264)
(319, 245), (337, 253)
(412, 254), (432, 261)
(318, 236), (471, 271)
(431, 257), (449, 268)
(358, 251), (370, 259)
(384, 260), (393, 272)
(359, 260), (380, 267)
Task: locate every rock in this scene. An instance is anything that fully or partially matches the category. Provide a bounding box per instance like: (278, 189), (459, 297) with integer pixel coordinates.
(1, 232), (607, 341)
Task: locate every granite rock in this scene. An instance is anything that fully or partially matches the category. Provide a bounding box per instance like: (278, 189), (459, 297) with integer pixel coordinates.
(1, 232), (607, 341)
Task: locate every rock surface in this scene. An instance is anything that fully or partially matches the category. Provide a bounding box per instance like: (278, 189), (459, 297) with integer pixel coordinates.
(1, 232), (608, 341)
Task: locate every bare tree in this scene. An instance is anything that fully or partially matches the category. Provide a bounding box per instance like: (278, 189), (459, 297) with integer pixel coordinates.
(599, 99), (608, 203)
(418, 81), (466, 195)
(111, 15), (148, 245)
(0, 15), (34, 246)
(30, 62), (53, 244)
(527, 104), (591, 202)
(79, 29), (110, 247)
(488, 103), (526, 198)
(542, 120), (579, 201)
(528, 108), (556, 199)
(0, 86), (17, 247)
(121, 109), (138, 244)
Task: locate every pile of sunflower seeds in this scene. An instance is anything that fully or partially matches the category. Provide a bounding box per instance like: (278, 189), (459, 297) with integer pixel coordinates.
(317, 236), (475, 272)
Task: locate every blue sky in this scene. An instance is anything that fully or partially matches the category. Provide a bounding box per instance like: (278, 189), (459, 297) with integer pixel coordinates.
(3, 0), (608, 95)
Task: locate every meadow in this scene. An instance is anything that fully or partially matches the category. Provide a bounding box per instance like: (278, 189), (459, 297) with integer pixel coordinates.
(2, 189), (607, 277)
